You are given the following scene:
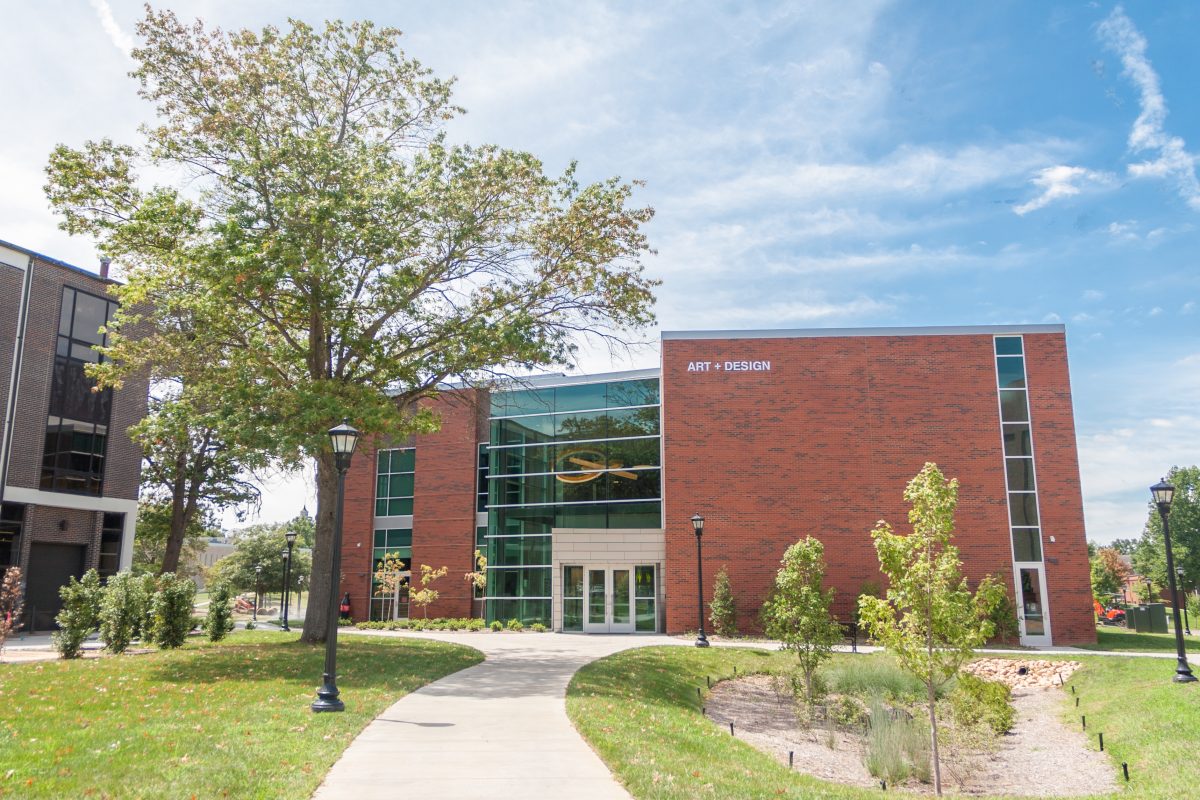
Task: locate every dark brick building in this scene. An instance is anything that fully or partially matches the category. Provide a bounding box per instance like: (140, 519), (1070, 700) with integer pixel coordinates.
(1, 240), (146, 630)
(337, 324), (1095, 646)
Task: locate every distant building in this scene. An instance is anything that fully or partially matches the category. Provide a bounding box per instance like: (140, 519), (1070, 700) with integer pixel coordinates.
(0, 240), (147, 630)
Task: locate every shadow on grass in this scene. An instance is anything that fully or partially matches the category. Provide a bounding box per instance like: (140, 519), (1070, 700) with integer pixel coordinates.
(144, 635), (476, 689)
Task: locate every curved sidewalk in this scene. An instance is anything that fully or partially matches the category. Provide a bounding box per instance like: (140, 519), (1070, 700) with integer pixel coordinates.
(312, 630), (678, 800)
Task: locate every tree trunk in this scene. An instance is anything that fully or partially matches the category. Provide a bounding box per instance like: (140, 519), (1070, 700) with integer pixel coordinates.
(929, 682), (942, 796)
(160, 451), (190, 574)
(300, 451), (339, 644)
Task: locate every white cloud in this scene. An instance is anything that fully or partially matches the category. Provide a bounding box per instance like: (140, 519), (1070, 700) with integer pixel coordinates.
(1013, 165), (1113, 215)
(1082, 289), (1105, 301)
(1098, 6), (1200, 210)
(1182, 301), (1196, 315)
(1042, 312), (1063, 323)
(88, 0), (134, 59)
(1148, 306), (1163, 317)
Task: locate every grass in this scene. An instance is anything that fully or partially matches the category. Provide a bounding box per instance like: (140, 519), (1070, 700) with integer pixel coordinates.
(567, 645), (1199, 800)
(0, 630), (482, 798)
(1078, 625), (1200, 652)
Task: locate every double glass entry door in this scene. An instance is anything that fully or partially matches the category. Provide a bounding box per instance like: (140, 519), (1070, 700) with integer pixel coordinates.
(585, 566), (635, 633)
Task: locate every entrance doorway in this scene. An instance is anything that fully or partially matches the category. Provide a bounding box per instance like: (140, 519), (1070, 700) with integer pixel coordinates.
(570, 564), (657, 633)
(1017, 565), (1051, 646)
(25, 542), (86, 631)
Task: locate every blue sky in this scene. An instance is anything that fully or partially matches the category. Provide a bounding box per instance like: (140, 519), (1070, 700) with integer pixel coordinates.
(1, 2), (1197, 542)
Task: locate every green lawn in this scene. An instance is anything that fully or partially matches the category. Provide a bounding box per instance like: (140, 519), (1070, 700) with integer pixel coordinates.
(567, 646), (1199, 800)
(0, 631), (482, 798)
(1078, 625), (1200, 652)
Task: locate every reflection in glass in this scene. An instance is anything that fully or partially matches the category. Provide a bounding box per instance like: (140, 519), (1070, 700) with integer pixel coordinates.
(1008, 493), (1039, 527)
(612, 569), (631, 625)
(1012, 528), (1042, 562)
(1002, 424), (1033, 457)
(1019, 568), (1045, 635)
(1005, 458), (1035, 492)
(999, 390), (1029, 422)
(995, 356), (1026, 388)
(994, 336), (1023, 356)
(588, 569), (606, 624)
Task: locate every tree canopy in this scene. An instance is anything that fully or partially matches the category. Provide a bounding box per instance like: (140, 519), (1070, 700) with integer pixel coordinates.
(44, 9), (657, 642)
(206, 522), (312, 595)
(1133, 466), (1199, 592)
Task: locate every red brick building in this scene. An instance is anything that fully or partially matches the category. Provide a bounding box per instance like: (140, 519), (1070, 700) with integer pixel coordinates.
(1, 240), (146, 630)
(339, 324), (1095, 646)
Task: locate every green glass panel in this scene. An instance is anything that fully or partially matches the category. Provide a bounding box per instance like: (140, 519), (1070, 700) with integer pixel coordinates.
(493, 506), (554, 535)
(1006, 458), (1035, 492)
(388, 498), (413, 516)
(386, 529), (412, 547)
(376, 475), (388, 497)
(1003, 424), (1033, 457)
(996, 356), (1026, 389)
(607, 406), (659, 438)
(995, 336), (1023, 356)
(634, 565), (655, 598)
(491, 538), (525, 567)
(612, 570), (630, 624)
(521, 599), (550, 626)
(556, 503), (608, 529)
(607, 469), (661, 502)
(564, 566), (583, 598)
(395, 448), (415, 473)
(606, 501), (662, 529)
(1009, 493), (1039, 527)
(554, 410), (608, 441)
(607, 437), (660, 470)
(605, 378), (659, 408)
(1019, 568), (1045, 634)
(559, 474), (607, 505)
(523, 536), (551, 565)
(1012, 528), (1041, 562)
(635, 599), (656, 631)
(476, 526), (488, 546)
(497, 416), (554, 444)
(999, 390), (1029, 422)
(377, 450), (389, 475)
(554, 383), (608, 412)
(563, 599), (583, 631)
(375, 499), (387, 517)
(389, 473), (414, 498)
(373, 529), (386, 548)
(588, 569), (605, 624)
(498, 389), (554, 417)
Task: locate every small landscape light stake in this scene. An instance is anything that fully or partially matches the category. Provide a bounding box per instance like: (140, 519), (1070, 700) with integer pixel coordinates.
(1081, 715), (1086, 730)
(1099, 732), (1104, 751)
(880, 779), (887, 791)
(789, 751), (794, 769)
(1075, 696), (1079, 707)
(1071, 685), (1076, 695)
(733, 665), (737, 676)
(702, 706), (706, 716)
(729, 722), (734, 736)
(707, 675), (711, 688)
(697, 686), (702, 700)
(1122, 763), (1129, 781)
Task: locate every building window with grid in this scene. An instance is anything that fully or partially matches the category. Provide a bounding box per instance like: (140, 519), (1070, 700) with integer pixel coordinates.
(375, 448), (415, 517)
(371, 528), (412, 620)
(41, 287), (117, 495)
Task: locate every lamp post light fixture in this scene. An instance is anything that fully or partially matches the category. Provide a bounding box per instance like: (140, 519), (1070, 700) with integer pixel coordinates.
(253, 564), (263, 622)
(312, 420), (361, 713)
(296, 574), (306, 617)
(691, 514), (709, 648)
(281, 530), (297, 631)
(1177, 566), (1192, 637)
(1151, 479), (1196, 683)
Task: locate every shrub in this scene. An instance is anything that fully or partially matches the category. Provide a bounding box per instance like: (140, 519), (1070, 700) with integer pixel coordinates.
(824, 655), (927, 702)
(53, 569), (103, 659)
(99, 571), (148, 654)
(447, 618), (465, 630)
(135, 574), (158, 639)
(245, 619), (257, 630)
(709, 566), (737, 637)
(1188, 593), (1199, 623)
(466, 618), (485, 631)
(863, 696), (930, 785)
(505, 618), (524, 632)
(530, 622), (547, 633)
(490, 620), (504, 631)
(337, 617), (355, 627)
(148, 573), (196, 649)
(204, 582), (236, 642)
(949, 672), (1014, 735)
(0, 567), (26, 652)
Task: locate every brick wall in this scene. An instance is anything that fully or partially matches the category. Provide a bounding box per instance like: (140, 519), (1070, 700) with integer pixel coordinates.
(339, 389), (487, 622)
(660, 332), (1095, 645)
(17, 506), (102, 573)
(1024, 334), (1095, 644)
(4, 256), (145, 501)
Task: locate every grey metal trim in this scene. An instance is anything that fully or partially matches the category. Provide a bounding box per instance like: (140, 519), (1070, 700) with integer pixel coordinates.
(661, 324), (1065, 340)
(491, 367), (660, 389)
(372, 515), (414, 529)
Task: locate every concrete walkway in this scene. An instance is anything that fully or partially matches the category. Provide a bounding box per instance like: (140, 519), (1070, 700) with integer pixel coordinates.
(312, 631), (683, 800)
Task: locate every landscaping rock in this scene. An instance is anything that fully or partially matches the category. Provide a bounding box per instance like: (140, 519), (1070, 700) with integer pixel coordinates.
(961, 658), (1081, 689)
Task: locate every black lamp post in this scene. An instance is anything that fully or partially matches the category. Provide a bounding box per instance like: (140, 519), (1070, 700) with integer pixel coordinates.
(312, 420), (361, 713)
(692, 514), (709, 648)
(1177, 566), (1192, 637)
(253, 564), (263, 622)
(281, 531), (296, 631)
(1151, 479), (1196, 683)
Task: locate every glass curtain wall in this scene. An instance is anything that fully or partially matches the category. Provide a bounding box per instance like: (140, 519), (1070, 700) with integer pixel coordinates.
(485, 377), (661, 623)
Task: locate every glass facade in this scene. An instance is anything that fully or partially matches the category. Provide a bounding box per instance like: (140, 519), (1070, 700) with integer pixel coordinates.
(371, 527), (412, 620)
(994, 337), (1044, 564)
(485, 376), (661, 624)
(41, 287), (117, 495)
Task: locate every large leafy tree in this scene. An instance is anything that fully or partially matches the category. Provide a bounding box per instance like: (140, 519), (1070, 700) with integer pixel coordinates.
(1090, 547), (1131, 602)
(44, 10), (657, 642)
(1133, 466), (1199, 593)
(857, 463), (1005, 797)
(135, 383), (262, 574)
(207, 522), (312, 596)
